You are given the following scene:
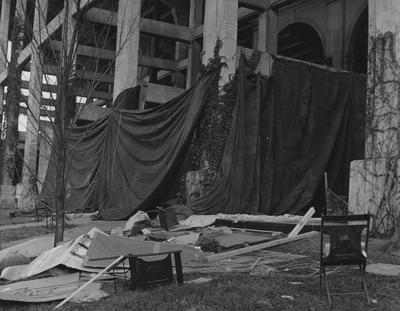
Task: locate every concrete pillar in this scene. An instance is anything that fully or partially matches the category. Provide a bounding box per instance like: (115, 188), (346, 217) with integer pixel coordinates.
(186, 0), (203, 88)
(113, 0), (141, 102)
(349, 0), (400, 234)
(37, 121), (53, 194)
(18, 0), (48, 211)
(257, 9), (278, 54)
(0, 0), (11, 71)
(202, 0), (238, 86)
(1, 0), (26, 209)
(325, 0), (345, 68)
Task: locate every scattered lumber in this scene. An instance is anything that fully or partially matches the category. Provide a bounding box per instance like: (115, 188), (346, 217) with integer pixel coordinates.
(205, 231), (318, 262)
(205, 207), (317, 262)
(53, 255), (124, 309)
(288, 207), (315, 238)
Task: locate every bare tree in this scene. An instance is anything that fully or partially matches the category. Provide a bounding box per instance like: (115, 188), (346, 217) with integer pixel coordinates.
(1, 0), (142, 245)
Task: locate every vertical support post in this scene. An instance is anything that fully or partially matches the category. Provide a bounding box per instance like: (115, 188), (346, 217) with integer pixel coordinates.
(174, 252), (183, 284)
(0, 0), (11, 72)
(325, 0), (345, 68)
(37, 120), (53, 194)
(203, 0), (238, 86)
(18, 0), (48, 211)
(257, 9), (278, 53)
(186, 0), (203, 88)
(1, 0), (27, 209)
(113, 0), (141, 102)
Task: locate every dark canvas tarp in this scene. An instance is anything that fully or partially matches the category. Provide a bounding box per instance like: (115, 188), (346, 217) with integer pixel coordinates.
(191, 54), (365, 215)
(41, 71), (217, 220)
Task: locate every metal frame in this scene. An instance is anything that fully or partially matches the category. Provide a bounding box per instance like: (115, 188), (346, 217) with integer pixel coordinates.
(319, 214), (371, 305)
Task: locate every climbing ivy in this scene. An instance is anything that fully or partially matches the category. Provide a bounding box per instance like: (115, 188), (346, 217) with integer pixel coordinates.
(168, 39), (238, 204)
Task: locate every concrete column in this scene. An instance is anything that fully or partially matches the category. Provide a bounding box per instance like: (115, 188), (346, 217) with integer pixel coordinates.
(349, 0), (400, 234)
(186, 0), (203, 88)
(113, 0), (141, 102)
(0, 0), (11, 71)
(202, 0), (238, 86)
(257, 9), (278, 53)
(37, 121), (53, 194)
(1, 0), (26, 209)
(18, 0), (48, 211)
(325, 0), (344, 68)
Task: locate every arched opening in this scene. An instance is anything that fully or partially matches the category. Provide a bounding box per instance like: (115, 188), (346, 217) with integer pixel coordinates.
(346, 7), (368, 74)
(278, 22), (325, 64)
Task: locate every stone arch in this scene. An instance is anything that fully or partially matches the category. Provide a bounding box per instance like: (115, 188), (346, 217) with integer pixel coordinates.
(278, 22), (325, 64)
(345, 6), (368, 73)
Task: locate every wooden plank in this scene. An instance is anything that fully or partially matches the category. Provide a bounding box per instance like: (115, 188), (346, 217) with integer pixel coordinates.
(288, 207), (315, 238)
(76, 70), (114, 83)
(53, 255), (124, 309)
(139, 55), (180, 71)
(84, 7), (117, 25)
(205, 231), (318, 262)
(21, 81), (57, 93)
(193, 24), (203, 40)
(141, 18), (192, 42)
(85, 8), (193, 42)
(51, 41), (115, 60)
(75, 89), (112, 100)
(23, 63), (58, 75)
(145, 83), (185, 104)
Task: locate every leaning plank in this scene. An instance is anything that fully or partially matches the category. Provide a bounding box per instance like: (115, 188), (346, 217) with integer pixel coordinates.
(205, 231), (318, 262)
(53, 255), (124, 310)
(288, 207), (315, 238)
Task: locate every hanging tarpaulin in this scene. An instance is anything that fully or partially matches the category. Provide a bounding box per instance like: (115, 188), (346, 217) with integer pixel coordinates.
(191, 53), (365, 215)
(41, 70), (218, 220)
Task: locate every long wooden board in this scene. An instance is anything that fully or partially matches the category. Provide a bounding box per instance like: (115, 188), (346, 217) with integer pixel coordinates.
(205, 231), (318, 262)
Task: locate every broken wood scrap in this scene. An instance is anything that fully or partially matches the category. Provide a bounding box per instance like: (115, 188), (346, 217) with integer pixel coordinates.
(215, 233), (274, 249)
(250, 257), (262, 269)
(54, 255), (124, 309)
(230, 228), (283, 237)
(288, 207), (315, 238)
(205, 231), (318, 262)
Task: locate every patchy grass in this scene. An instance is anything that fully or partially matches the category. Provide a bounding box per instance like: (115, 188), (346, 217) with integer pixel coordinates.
(1, 271), (399, 311)
(0, 226), (54, 245)
(0, 228), (399, 310)
(0, 209), (37, 226)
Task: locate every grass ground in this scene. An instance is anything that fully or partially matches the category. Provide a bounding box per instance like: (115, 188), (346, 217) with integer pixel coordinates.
(0, 226), (54, 245)
(1, 271), (399, 311)
(0, 209), (37, 226)
(0, 215), (399, 310)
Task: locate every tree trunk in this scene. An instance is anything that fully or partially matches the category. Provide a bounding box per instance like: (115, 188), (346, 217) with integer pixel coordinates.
(53, 139), (65, 246)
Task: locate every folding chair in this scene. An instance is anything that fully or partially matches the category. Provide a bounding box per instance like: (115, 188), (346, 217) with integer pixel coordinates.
(320, 214), (371, 305)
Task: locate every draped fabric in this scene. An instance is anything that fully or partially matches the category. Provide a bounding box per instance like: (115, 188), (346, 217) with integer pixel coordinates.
(191, 54), (365, 215)
(42, 52), (365, 219)
(41, 71), (218, 220)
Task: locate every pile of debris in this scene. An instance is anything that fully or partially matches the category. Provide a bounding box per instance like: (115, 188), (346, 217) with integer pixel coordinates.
(0, 206), (319, 308)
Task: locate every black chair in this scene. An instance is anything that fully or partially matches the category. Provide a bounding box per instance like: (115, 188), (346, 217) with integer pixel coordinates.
(320, 214), (371, 305)
(111, 250), (184, 292)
